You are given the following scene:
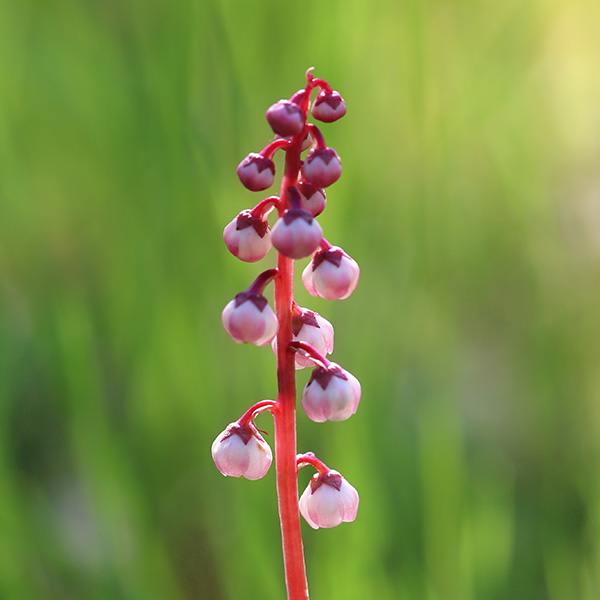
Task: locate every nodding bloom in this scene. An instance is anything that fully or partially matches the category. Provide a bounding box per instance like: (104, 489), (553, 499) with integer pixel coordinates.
(222, 290), (278, 346)
(223, 210), (271, 262)
(212, 422), (272, 480)
(270, 187), (323, 258)
(302, 362), (361, 422)
(299, 470), (359, 529)
(237, 153), (275, 191)
(301, 147), (342, 188)
(311, 90), (346, 123)
(272, 307), (334, 369)
(266, 100), (305, 137)
(297, 181), (326, 217)
(302, 245), (360, 300)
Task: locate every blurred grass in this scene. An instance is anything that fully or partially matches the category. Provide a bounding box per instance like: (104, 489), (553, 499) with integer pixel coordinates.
(1, 0), (600, 598)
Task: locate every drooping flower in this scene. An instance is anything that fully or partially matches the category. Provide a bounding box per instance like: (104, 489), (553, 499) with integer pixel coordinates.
(302, 362), (361, 422)
(222, 291), (278, 346)
(223, 210), (271, 262)
(212, 422), (272, 480)
(299, 470), (359, 529)
(302, 245), (359, 300)
(237, 153), (275, 191)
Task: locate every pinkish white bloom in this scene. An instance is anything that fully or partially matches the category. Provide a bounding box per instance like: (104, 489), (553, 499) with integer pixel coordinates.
(237, 153), (275, 191)
(270, 209), (323, 259)
(266, 100), (305, 137)
(212, 422), (272, 480)
(311, 90), (346, 123)
(302, 246), (359, 300)
(223, 211), (271, 262)
(302, 363), (361, 422)
(299, 471), (359, 529)
(297, 182), (326, 217)
(272, 308), (334, 369)
(222, 291), (278, 346)
(301, 147), (342, 188)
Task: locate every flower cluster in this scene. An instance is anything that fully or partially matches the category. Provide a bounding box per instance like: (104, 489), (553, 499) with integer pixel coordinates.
(212, 69), (360, 596)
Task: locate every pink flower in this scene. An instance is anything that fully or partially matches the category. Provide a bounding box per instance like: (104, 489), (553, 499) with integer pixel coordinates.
(272, 308), (334, 369)
(299, 471), (359, 529)
(301, 147), (342, 188)
(302, 246), (359, 300)
(222, 291), (278, 346)
(237, 153), (275, 191)
(311, 90), (346, 123)
(270, 209), (323, 259)
(223, 211), (271, 262)
(302, 363), (361, 422)
(212, 423), (272, 480)
(266, 100), (305, 137)
(297, 182), (326, 217)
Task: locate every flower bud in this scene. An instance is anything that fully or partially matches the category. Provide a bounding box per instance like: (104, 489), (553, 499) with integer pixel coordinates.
(222, 291), (278, 346)
(237, 153), (275, 191)
(297, 182), (326, 217)
(266, 100), (305, 137)
(299, 470), (359, 529)
(302, 246), (359, 300)
(302, 362), (361, 422)
(223, 211), (271, 262)
(301, 147), (342, 188)
(270, 209), (322, 259)
(311, 90), (346, 123)
(211, 422), (272, 480)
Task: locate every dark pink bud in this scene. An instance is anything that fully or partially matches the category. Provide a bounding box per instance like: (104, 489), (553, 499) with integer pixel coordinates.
(237, 153), (275, 191)
(223, 211), (271, 262)
(301, 147), (342, 188)
(297, 182), (326, 217)
(270, 209), (322, 259)
(311, 90), (346, 123)
(266, 100), (305, 137)
(222, 291), (278, 346)
(302, 246), (359, 300)
(299, 470), (359, 529)
(302, 362), (361, 422)
(211, 422), (272, 480)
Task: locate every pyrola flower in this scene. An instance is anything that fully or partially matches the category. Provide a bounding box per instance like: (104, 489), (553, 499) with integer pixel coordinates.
(297, 181), (326, 217)
(237, 153), (275, 191)
(302, 246), (359, 300)
(223, 210), (271, 262)
(212, 422), (272, 480)
(311, 90), (346, 123)
(266, 100), (305, 137)
(222, 291), (278, 346)
(271, 208), (323, 259)
(301, 147), (342, 188)
(299, 470), (359, 529)
(302, 362), (361, 422)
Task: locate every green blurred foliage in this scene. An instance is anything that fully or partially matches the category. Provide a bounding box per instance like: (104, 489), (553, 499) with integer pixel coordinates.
(1, 0), (600, 598)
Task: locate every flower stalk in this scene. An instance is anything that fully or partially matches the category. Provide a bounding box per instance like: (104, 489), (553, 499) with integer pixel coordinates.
(213, 69), (360, 600)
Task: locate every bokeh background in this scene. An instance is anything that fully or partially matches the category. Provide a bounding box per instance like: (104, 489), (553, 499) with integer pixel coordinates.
(2, 0), (600, 598)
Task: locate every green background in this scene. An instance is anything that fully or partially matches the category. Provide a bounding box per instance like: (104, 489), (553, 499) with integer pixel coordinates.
(2, 0), (600, 598)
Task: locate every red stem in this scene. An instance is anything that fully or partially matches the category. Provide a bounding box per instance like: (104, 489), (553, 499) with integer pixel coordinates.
(238, 400), (278, 426)
(260, 137), (291, 158)
(274, 135), (310, 599)
(289, 341), (331, 369)
(306, 124), (326, 149)
(296, 452), (330, 475)
(247, 268), (278, 295)
(251, 196), (280, 218)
